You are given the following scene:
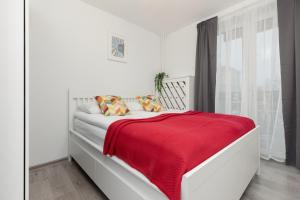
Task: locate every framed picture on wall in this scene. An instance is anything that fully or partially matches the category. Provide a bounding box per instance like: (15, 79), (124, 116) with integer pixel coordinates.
(108, 32), (128, 63)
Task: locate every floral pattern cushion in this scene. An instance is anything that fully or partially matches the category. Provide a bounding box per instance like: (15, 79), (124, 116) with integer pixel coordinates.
(136, 95), (162, 112)
(95, 96), (130, 116)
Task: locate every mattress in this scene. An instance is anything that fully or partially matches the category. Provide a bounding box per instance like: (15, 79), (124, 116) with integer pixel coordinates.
(73, 110), (183, 147)
(73, 118), (106, 146)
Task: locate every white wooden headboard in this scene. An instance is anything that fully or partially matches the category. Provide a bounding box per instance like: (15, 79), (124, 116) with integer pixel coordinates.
(68, 91), (137, 132)
(68, 76), (194, 131)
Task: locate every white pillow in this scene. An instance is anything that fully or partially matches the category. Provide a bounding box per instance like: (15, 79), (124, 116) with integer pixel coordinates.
(126, 101), (143, 111)
(77, 102), (101, 114)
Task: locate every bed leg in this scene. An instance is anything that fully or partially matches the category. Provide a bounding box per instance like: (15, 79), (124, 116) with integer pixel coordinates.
(256, 129), (261, 176)
(256, 167), (261, 176)
(256, 160), (261, 176)
(68, 155), (72, 163)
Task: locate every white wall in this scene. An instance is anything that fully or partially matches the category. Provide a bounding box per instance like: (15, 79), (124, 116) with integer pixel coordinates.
(29, 0), (161, 166)
(163, 23), (198, 77)
(0, 1), (24, 199)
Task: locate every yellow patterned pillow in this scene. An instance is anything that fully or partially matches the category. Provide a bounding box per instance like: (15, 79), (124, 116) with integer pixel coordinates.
(95, 96), (130, 116)
(136, 95), (162, 112)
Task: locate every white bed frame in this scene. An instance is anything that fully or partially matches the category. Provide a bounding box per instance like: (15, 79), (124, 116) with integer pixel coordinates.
(68, 80), (260, 200)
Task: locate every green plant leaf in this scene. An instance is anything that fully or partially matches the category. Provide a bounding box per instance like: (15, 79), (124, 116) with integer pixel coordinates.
(154, 72), (168, 94)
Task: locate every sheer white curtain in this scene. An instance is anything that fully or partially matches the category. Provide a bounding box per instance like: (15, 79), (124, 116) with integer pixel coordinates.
(215, 0), (285, 161)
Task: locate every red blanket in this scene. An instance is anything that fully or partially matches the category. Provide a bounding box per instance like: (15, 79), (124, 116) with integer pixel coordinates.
(103, 111), (255, 200)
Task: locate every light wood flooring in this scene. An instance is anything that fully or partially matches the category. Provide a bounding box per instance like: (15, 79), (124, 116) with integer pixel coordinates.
(30, 159), (300, 200)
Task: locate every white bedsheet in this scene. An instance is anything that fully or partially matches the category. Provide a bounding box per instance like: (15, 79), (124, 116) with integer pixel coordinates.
(73, 110), (183, 130)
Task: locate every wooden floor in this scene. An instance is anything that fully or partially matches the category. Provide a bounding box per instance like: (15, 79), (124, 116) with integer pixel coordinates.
(30, 159), (300, 200)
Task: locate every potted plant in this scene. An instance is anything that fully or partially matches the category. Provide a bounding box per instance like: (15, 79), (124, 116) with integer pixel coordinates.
(154, 72), (168, 94)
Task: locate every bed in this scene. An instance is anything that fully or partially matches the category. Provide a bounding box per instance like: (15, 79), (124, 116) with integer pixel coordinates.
(68, 77), (260, 200)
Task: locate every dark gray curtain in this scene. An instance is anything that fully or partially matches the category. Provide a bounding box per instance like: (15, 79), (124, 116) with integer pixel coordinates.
(194, 17), (218, 112)
(278, 0), (300, 168)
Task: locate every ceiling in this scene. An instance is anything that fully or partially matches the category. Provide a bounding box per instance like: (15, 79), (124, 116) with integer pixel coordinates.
(82, 0), (246, 35)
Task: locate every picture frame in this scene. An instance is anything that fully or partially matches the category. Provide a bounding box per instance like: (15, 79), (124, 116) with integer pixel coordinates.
(107, 32), (128, 63)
